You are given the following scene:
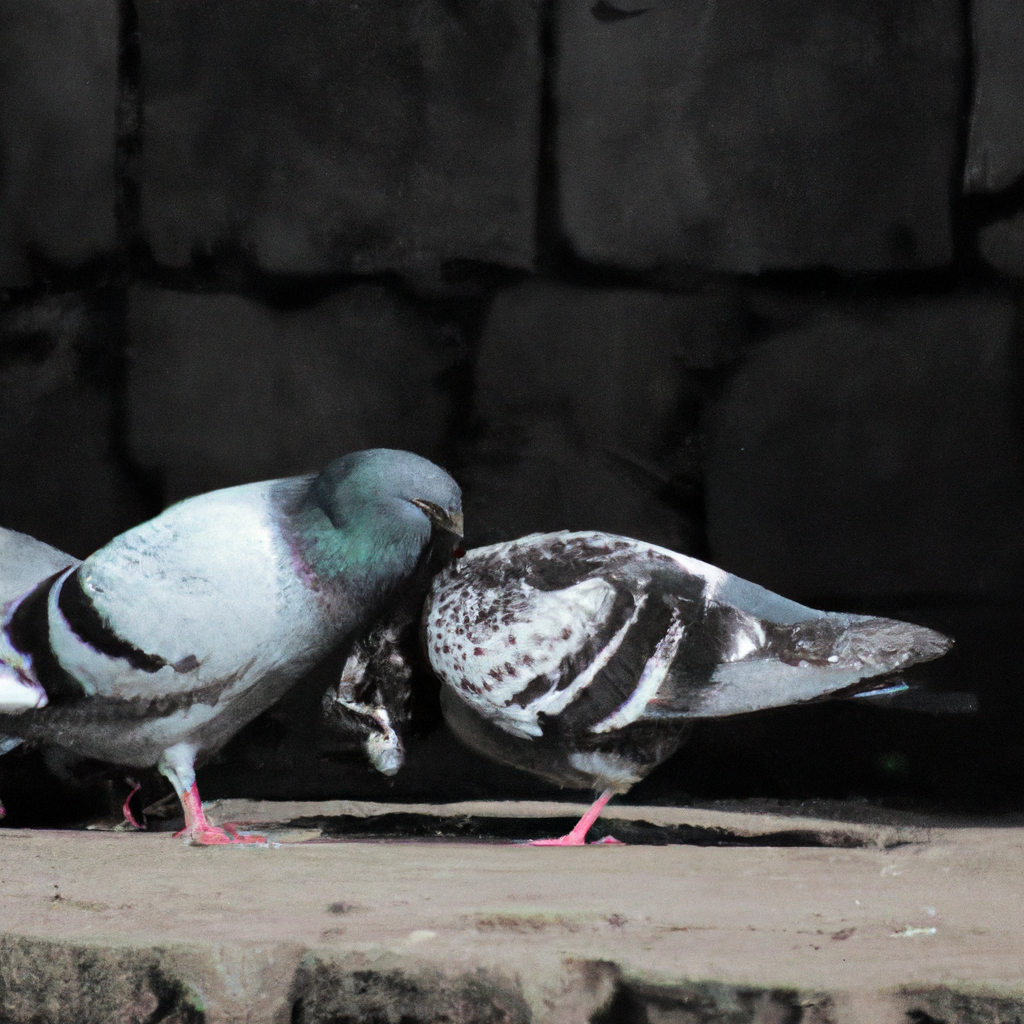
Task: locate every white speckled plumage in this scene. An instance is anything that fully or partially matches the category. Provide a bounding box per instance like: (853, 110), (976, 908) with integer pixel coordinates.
(421, 530), (952, 842)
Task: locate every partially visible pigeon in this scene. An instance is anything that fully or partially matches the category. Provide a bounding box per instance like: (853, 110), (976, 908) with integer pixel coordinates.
(0, 449), (462, 843)
(420, 531), (953, 844)
(0, 529), (82, 815)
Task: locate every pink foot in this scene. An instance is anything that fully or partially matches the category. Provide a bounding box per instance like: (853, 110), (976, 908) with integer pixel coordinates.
(529, 833), (588, 847)
(528, 831), (625, 846)
(174, 822), (266, 845)
(174, 782), (266, 845)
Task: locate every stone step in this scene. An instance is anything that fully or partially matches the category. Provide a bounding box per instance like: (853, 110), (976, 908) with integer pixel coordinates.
(1, 802), (1021, 1022)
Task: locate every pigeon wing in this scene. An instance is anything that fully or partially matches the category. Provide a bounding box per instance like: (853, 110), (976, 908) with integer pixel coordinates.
(27, 482), (323, 703)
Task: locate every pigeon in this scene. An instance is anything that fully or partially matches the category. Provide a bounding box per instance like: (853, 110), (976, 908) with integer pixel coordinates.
(419, 531), (953, 845)
(0, 449), (462, 843)
(0, 529), (82, 816)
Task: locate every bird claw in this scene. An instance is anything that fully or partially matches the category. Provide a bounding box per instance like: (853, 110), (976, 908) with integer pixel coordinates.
(176, 822), (266, 845)
(527, 833), (588, 847)
(526, 833), (624, 846)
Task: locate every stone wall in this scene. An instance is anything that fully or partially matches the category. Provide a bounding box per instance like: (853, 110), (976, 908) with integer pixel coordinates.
(1, 0), (1023, 821)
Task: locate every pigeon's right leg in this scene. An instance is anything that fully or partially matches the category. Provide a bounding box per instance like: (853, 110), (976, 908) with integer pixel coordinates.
(529, 789), (623, 846)
(158, 743), (265, 845)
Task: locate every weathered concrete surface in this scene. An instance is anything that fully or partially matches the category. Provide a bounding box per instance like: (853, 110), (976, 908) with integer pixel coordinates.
(126, 285), (460, 504)
(556, 0), (962, 273)
(964, 0), (1024, 193)
(1, 803), (1023, 1022)
(979, 212), (1024, 278)
(0, 293), (147, 558)
(0, 0), (118, 286)
(704, 291), (1024, 599)
(136, 0), (540, 282)
(461, 282), (743, 550)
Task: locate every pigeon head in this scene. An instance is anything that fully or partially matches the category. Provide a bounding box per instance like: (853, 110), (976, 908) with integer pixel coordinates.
(299, 449), (462, 593)
(315, 449), (463, 538)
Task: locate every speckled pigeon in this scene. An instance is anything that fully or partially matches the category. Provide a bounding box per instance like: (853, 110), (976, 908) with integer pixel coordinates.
(0, 449), (462, 843)
(421, 531), (953, 845)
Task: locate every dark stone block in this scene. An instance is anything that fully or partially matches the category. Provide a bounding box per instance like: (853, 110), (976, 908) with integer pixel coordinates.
(704, 293), (1024, 599)
(126, 285), (460, 503)
(0, 0), (118, 286)
(556, 0), (962, 273)
(461, 282), (745, 549)
(137, 0), (540, 281)
(0, 294), (146, 558)
(979, 213), (1024, 277)
(964, 0), (1024, 193)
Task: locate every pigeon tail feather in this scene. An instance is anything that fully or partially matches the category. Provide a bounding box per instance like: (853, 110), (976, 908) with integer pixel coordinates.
(0, 663), (48, 714)
(0, 527), (79, 610)
(699, 614), (952, 717)
(828, 615), (953, 670)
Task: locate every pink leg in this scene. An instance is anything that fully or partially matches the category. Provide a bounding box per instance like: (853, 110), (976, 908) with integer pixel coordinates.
(121, 778), (145, 830)
(529, 789), (624, 846)
(173, 782), (266, 845)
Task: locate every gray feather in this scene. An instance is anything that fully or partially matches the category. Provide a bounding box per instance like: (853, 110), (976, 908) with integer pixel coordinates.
(0, 528), (79, 609)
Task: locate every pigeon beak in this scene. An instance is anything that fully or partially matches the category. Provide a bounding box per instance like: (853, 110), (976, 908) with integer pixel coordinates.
(411, 499), (464, 538)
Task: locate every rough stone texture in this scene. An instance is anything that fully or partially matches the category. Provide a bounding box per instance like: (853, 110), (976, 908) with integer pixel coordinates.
(704, 292), (1024, 599)
(556, 0), (962, 274)
(979, 212), (1024, 277)
(0, 294), (147, 558)
(289, 959), (532, 1024)
(461, 281), (746, 550)
(136, 0), (540, 282)
(0, 0), (118, 287)
(964, 0), (1024, 193)
(0, 938), (204, 1024)
(126, 285), (460, 504)
(1, 818), (1023, 1022)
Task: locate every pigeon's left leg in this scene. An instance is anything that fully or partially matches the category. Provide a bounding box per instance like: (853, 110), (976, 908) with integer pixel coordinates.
(529, 789), (624, 846)
(158, 744), (265, 845)
(120, 777), (145, 830)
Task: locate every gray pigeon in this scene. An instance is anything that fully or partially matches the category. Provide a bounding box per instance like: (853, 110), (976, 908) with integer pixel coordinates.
(420, 531), (953, 844)
(0, 449), (462, 843)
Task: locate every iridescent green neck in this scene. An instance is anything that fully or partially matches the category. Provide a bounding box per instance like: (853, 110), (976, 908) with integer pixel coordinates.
(280, 480), (424, 598)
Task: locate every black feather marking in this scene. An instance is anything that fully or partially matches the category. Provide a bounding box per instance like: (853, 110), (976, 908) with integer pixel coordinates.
(507, 673), (554, 709)
(762, 617), (843, 667)
(553, 592), (679, 734)
(57, 568), (168, 673)
(651, 603), (745, 714)
(6, 572), (89, 703)
(499, 585), (637, 714)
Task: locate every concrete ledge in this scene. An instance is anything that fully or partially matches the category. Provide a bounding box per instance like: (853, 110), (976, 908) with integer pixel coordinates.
(1, 803), (1021, 1022)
